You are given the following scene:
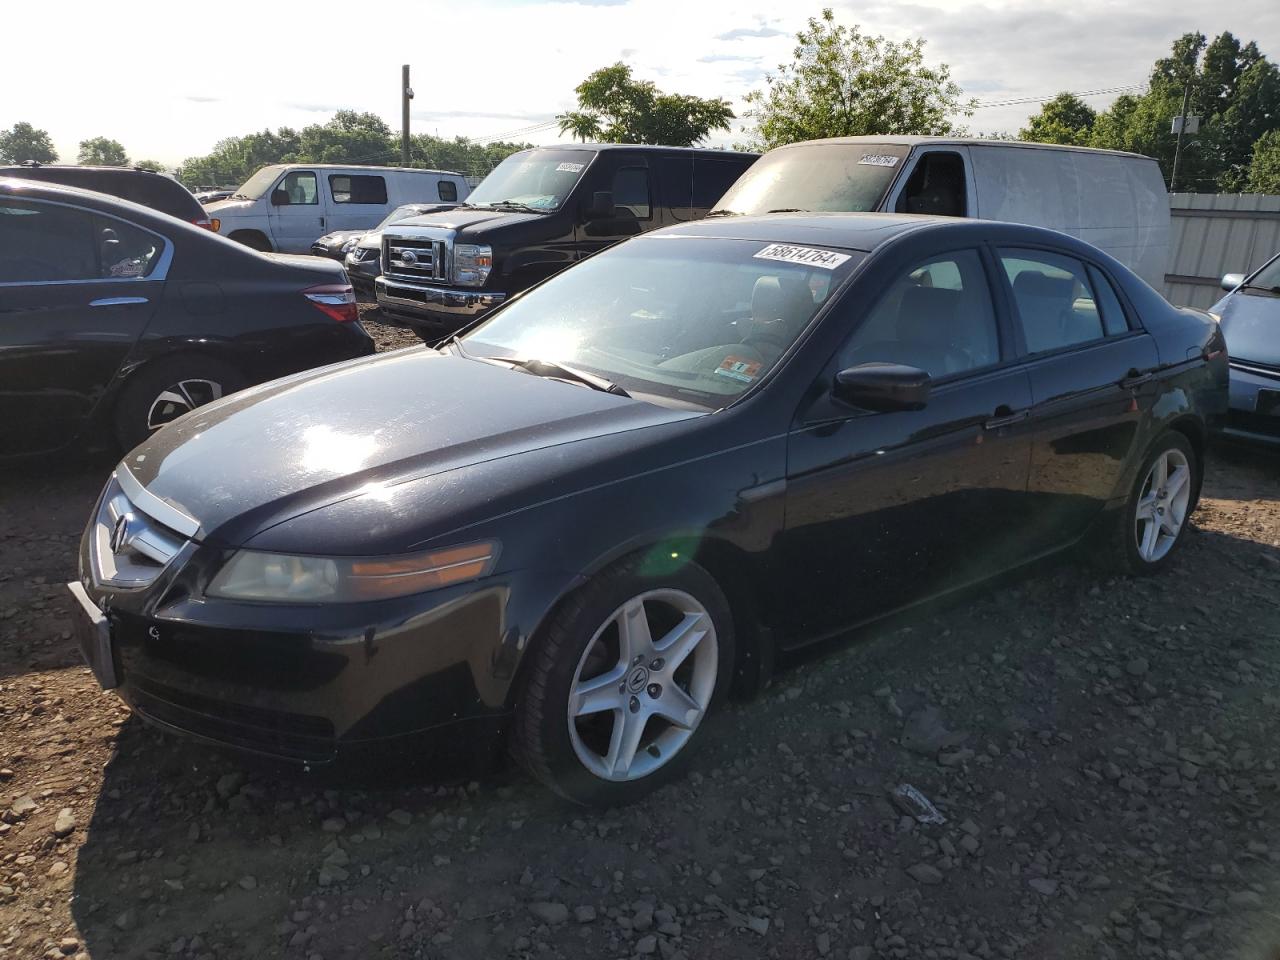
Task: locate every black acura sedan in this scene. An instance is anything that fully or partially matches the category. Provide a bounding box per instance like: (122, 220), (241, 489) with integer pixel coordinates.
(69, 214), (1227, 805)
(1, 178), (374, 455)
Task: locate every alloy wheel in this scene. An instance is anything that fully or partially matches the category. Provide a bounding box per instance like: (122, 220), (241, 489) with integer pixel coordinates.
(567, 589), (718, 782)
(146, 379), (224, 432)
(1134, 447), (1192, 563)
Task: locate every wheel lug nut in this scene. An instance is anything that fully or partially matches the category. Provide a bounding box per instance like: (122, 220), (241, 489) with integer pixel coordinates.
(632, 656), (644, 666)
(647, 683), (662, 698)
(618, 683), (627, 694)
(649, 658), (664, 670)
(629, 695), (641, 713)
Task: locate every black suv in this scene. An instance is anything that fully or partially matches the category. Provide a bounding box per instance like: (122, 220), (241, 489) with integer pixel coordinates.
(375, 144), (758, 338)
(0, 163), (211, 229)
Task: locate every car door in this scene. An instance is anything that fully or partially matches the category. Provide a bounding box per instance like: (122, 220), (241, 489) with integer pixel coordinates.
(575, 155), (654, 258)
(887, 146), (975, 217)
(0, 196), (164, 455)
(993, 246), (1162, 551)
(326, 172), (389, 232)
(267, 169), (326, 252)
(781, 246), (1035, 642)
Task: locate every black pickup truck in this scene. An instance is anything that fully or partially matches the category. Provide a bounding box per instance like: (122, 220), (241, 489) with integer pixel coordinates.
(374, 144), (757, 338)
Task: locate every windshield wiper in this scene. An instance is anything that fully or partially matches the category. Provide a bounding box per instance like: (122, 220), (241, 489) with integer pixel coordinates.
(1239, 282), (1280, 295)
(228, 193), (252, 201)
(485, 355), (630, 397)
(705, 209), (739, 218)
(488, 200), (546, 213)
(766, 207), (809, 213)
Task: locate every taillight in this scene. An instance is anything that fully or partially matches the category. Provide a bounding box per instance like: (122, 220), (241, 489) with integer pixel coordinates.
(193, 217), (215, 231)
(303, 284), (358, 323)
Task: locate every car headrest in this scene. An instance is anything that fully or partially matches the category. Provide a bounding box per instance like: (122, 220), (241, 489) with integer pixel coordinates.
(898, 285), (960, 341)
(1013, 271), (1074, 303)
(752, 275), (813, 327)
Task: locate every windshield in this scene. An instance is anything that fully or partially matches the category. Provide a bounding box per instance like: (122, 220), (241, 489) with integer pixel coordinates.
(1249, 254), (1280, 291)
(466, 150), (595, 212)
(377, 204), (432, 230)
(716, 143), (910, 215)
(462, 236), (861, 408)
(233, 166), (284, 200)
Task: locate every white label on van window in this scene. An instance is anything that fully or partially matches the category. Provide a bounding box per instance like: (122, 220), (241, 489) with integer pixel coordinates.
(858, 154), (899, 167)
(556, 162), (585, 173)
(753, 243), (851, 270)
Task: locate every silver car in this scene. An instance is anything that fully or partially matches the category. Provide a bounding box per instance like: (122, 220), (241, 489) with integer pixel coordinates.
(1213, 251), (1280, 445)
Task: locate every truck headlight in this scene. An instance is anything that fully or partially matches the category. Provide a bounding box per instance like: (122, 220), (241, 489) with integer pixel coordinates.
(453, 244), (493, 287)
(207, 541), (498, 602)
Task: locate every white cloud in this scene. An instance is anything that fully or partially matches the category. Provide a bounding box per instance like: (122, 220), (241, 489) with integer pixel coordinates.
(2, 0), (1278, 168)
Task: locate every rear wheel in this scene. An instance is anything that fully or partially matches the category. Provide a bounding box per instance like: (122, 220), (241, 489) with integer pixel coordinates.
(1103, 432), (1198, 575)
(113, 356), (246, 451)
(513, 557), (734, 806)
(229, 230), (272, 252)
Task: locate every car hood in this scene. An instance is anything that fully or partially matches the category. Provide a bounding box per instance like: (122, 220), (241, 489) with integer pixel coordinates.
(390, 207), (545, 235)
(316, 230), (365, 246)
(205, 198), (255, 216)
(1213, 289), (1280, 368)
(121, 349), (698, 547)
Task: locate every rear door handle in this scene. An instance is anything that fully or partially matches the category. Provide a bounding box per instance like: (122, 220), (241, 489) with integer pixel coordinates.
(89, 296), (149, 307)
(984, 407), (1029, 430)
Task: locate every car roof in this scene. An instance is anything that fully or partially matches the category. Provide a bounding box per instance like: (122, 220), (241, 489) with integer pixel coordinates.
(523, 144), (759, 158)
(254, 163), (465, 176)
(650, 211), (1087, 254)
(767, 134), (1153, 162)
(0, 175), (192, 226)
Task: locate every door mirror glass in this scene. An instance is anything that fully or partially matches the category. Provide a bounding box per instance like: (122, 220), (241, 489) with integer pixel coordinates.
(1221, 272), (1245, 291)
(585, 190), (615, 220)
(270, 188), (289, 207)
(833, 362), (931, 412)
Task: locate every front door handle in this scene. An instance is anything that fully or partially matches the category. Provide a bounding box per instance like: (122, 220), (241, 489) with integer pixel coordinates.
(89, 296), (149, 307)
(1120, 368), (1154, 389)
(984, 406), (1029, 430)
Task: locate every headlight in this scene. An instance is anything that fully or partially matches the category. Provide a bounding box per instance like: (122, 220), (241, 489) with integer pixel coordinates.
(341, 237), (361, 253)
(207, 541), (498, 603)
(453, 244), (493, 287)
(348, 247), (376, 262)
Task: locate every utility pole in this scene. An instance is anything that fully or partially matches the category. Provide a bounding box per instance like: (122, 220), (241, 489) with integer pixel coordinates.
(1170, 65), (1195, 193)
(401, 65), (414, 166)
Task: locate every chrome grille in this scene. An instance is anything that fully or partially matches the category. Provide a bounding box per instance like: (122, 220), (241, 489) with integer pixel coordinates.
(384, 235), (446, 282)
(89, 471), (192, 589)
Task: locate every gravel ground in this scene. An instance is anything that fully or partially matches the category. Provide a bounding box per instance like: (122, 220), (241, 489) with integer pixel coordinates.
(2, 322), (1279, 960)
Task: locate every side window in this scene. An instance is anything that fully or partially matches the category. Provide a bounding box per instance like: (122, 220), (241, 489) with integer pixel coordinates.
(277, 171), (318, 205)
(895, 152), (967, 217)
(839, 248), (999, 378)
(0, 200), (99, 282)
(1087, 264), (1131, 336)
(659, 157), (694, 221)
(1000, 248), (1106, 353)
(328, 175), (387, 205)
(692, 159), (749, 210)
(611, 167), (651, 220)
(97, 215), (164, 279)
(438, 180), (458, 202)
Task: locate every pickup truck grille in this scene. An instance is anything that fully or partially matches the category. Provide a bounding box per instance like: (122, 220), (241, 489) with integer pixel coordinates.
(384, 236), (446, 282)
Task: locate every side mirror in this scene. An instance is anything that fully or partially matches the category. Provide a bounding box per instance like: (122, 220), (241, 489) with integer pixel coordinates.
(833, 362), (931, 412)
(270, 188), (289, 207)
(584, 190), (615, 220)
(1221, 272), (1245, 291)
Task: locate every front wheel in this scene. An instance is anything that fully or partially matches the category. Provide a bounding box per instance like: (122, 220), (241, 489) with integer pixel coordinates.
(513, 557), (734, 806)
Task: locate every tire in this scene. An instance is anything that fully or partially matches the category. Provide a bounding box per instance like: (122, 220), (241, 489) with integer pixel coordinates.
(113, 356), (246, 452)
(229, 231), (272, 252)
(513, 556), (735, 806)
(1101, 431), (1199, 576)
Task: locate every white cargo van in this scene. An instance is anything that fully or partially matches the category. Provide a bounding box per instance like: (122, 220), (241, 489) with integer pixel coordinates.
(714, 136), (1170, 289)
(206, 164), (470, 253)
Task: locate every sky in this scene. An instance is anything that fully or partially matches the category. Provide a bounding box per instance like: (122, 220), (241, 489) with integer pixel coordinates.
(3, 0), (1280, 171)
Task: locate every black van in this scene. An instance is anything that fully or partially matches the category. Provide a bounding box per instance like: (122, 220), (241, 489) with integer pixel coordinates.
(0, 164), (210, 229)
(374, 144), (758, 337)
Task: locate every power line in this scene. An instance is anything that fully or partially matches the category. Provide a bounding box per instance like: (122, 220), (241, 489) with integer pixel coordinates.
(469, 118), (560, 145)
(972, 83), (1145, 110)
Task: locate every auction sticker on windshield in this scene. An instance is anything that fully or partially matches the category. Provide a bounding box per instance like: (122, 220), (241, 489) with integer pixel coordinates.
(715, 356), (762, 383)
(556, 162), (585, 173)
(858, 154), (900, 167)
(754, 244), (851, 270)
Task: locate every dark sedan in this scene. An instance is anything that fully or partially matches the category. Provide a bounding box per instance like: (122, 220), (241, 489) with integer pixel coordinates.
(69, 214), (1227, 805)
(0, 177), (375, 455)
(1212, 251), (1280, 445)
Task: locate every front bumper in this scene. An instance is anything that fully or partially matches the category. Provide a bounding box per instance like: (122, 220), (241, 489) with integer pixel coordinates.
(375, 276), (506, 333)
(344, 253), (380, 288)
(1219, 362), (1280, 446)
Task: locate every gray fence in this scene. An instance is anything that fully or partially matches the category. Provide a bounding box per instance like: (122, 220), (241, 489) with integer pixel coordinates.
(1164, 193), (1280, 308)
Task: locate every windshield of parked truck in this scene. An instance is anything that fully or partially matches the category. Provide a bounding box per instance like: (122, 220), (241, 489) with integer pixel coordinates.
(466, 150), (594, 212)
(233, 166), (285, 200)
(715, 143), (910, 215)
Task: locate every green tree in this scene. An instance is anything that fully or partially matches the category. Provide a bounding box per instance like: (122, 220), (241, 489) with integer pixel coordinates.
(1018, 93), (1097, 145)
(296, 110), (395, 164)
(177, 128), (302, 187)
(0, 122), (58, 163)
(78, 137), (129, 166)
(1246, 128), (1280, 192)
(134, 159), (165, 173)
(410, 134), (534, 179)
(741, 8), (972, 150)
(558, 62), (734, 146)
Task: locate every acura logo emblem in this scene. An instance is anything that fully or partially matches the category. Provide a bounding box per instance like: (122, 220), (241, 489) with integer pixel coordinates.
(627, 666), (650, 693)
(111, 514), (132, 553)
